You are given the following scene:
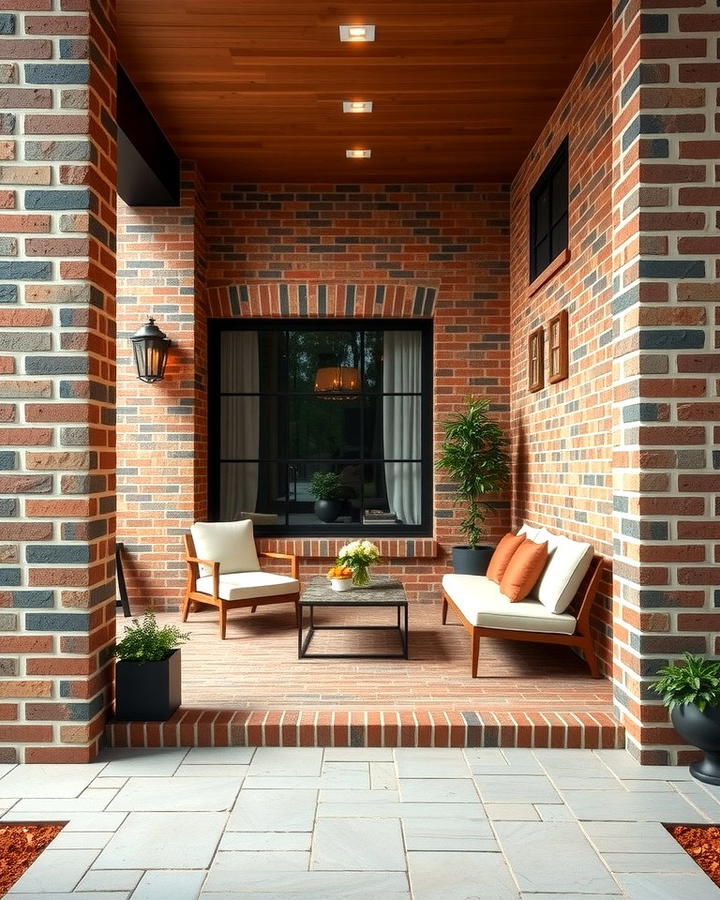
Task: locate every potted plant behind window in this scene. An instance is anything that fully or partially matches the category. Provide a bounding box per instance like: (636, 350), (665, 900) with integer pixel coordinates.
(437, 398), (511, 575)
(653, 653), (720, 785)
(113, 610), (190, 721)
(310, 471), (344, 523)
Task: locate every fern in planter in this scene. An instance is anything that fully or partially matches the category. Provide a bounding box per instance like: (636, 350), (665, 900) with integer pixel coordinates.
(652, 653), (720, 711)
(114, 610), (189, 664)
(113, 611), (189, 721)
(652, 653), (720, 786)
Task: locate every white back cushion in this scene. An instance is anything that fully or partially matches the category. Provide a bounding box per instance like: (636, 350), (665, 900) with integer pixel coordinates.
(517, 524), (539, 542)
(530, 527), (594, 614)
(190, 519), (260, 575)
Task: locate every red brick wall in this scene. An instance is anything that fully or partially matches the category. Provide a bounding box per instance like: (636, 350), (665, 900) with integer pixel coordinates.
(611, 0), (720, 763)
(0, 0), (117, 763)
(510, 20), (615, 674)
(116, 164), (207, 613)
(177, 183), (512, 606)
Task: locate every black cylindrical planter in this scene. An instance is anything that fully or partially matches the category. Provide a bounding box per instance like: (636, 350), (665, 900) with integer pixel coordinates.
(314, 499), (342, 523)
(452, 545), (494, 576)
(115, 648), (181, 721)
(671, 703), (720, 785)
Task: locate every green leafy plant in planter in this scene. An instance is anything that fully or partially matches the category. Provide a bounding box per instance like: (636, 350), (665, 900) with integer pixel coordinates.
(113, 610), (190, 721)
(309, 471), (344, 523)
(653, 653), (720, 785)
(436, 397), (511, 575)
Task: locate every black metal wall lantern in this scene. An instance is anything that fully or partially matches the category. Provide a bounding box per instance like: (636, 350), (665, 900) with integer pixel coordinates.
(130, 318), (171, 383)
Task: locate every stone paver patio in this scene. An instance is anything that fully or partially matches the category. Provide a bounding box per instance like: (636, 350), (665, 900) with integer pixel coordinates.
(1, 748), (719, 898)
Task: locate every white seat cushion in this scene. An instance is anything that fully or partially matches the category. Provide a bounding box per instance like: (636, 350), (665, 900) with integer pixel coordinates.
(442, 573), (576, 636)
(191, 519), (260, 575)
(196, 571), (299, 603)
(528, 528), (594, 615)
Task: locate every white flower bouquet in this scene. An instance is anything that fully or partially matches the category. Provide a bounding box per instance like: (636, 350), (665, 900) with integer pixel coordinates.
(336, 540), (381, 586)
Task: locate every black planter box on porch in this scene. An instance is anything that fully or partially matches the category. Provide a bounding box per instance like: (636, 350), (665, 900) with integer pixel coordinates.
(114, 648), (182, 721)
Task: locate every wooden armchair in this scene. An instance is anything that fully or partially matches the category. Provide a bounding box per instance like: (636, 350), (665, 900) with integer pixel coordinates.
(183, 520), (300, 639)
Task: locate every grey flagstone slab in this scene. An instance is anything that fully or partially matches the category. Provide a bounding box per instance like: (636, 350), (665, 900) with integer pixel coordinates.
(494, 821), (620, 895)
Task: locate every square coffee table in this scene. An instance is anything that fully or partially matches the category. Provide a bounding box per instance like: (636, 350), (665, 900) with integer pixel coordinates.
(298, 576), (409, 660)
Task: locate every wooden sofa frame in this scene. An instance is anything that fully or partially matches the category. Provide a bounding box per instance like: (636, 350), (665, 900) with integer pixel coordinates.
(441, 555), (605, 679)
(183, 533), (300, 639)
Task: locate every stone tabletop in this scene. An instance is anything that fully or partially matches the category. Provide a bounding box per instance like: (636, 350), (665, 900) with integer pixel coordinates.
(301, 576), (407, 606)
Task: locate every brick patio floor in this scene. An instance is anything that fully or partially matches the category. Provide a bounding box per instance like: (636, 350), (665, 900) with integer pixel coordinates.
(3, 747), (720, 898)
(108, 602), (622, 750)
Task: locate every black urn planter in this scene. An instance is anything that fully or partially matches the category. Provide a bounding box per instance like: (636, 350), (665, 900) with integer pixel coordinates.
(671, 703), (720, 785)
(314, 499), (342, 523)
(115, 649), (181, 721)
(452, 545), (494, 576)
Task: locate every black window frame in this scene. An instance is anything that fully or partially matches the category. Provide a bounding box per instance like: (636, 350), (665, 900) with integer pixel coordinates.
(207, 317), (434, 537)
(529, 136), (569, 283)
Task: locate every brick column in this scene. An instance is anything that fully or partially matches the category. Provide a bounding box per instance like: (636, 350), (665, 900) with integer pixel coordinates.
(612, 0), (719, 762)
(116, 164), (207, 612)
(0, 0), (117, 763)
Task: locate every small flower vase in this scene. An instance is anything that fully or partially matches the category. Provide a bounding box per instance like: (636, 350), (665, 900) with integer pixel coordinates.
(351, 565), (370, 587)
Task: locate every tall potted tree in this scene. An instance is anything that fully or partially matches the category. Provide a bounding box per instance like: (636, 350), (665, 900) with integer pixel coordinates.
(437, 398), (511, 575)
(653, 653), (720, 785)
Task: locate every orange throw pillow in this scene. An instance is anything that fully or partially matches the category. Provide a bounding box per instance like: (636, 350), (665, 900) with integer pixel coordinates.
(500, 540), (549, 602)
(486, 533), (526, 584)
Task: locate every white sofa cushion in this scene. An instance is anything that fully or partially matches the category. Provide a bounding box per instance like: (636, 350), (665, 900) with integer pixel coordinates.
(442, 574), (576, 636)
(517, 524), (539, 542)
(191, 519), (260, 575)
(196, 571), (299, 602)
(528, 528), (594, 615)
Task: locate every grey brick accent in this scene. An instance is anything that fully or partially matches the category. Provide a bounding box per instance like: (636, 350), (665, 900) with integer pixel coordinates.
(0, 261), (51, 280)
(25, 189), (90, 210)
(0, 333), (51, 352)
(26, 544), (90, 564)
(25, 140), (92, 161)
(0, 568), (20, 586)
(0, 451), (17, 469)
(25, 612), (90, 632)
(0, 15), (15, 35)
(24, 64), (90, 85)
(25, 357), (89, 375)
(0, 284), (17, 303)
(0, 499), (17, 516)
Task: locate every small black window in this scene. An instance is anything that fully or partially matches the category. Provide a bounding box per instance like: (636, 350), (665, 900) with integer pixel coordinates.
(530, 138), (568, 282)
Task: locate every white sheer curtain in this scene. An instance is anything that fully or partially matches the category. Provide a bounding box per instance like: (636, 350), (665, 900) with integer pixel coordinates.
(383, 331), (422, 525)
(220, 331), (259, 520)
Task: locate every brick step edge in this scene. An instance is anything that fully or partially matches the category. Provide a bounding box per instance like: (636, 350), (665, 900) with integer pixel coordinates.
(106, 708), (624, 749)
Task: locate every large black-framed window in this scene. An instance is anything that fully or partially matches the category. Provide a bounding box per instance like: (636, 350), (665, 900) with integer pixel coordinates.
(208, 318), (433, 537)
(530, 137), (569, 282)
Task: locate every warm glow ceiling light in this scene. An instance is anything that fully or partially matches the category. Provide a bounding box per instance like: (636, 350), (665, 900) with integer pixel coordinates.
(346, 149), (371, 158)
(339, 24), (375, 42)
(343, 100), (373, 113)
(314, 365), (360, 398)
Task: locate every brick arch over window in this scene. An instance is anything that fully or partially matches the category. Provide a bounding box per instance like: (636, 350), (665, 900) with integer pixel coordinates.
(206, 283), (438, 318)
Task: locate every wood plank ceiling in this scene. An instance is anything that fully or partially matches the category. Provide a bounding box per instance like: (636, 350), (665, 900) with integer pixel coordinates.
(117, 0), (610, 183)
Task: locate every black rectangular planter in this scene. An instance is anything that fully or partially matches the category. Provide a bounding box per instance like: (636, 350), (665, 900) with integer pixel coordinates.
(114, 648), (181, 721)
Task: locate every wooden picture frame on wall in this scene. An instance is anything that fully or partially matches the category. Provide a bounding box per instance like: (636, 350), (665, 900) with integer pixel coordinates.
(528, 327), (544, 393)
(548, 310), (569, 384)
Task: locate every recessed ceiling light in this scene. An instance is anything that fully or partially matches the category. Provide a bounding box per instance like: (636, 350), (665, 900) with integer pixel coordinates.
(346, 149), (371, 159)
(339, 24), (375, 42)
(343, 100), (373, 114)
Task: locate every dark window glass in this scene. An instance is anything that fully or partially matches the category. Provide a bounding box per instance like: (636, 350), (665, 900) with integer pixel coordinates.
(530, 138), (569, 282)
(209, 320), (432, 536)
